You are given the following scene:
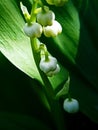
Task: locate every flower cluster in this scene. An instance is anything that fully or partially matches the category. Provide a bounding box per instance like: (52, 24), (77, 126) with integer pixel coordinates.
(20, 0), (79, 114)
(23, 5), (62, 38)
(20, 1), (61, 77)
(36, 6), (62, 37)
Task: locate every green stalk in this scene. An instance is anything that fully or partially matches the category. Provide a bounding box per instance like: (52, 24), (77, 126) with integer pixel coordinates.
(30, 1), (37, 22)
(30, 38), (66, 130)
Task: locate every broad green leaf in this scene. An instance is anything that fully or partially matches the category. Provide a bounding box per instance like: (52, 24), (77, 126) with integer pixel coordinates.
(0, 0), (41, 80)
(71, 3), (98, 122)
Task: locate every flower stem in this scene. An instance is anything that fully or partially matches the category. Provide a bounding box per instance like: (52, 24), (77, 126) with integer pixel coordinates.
(30, 38), (66, 130)
(30, 1), (37, 22)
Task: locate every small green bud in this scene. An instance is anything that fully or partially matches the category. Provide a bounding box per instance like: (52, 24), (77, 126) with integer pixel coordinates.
(23, 23), (42, 38)
(20, 2), (30, 22)
(63, 98), (79, 113)
(43, 20), (62, 37)
(37, 9), (55, 26)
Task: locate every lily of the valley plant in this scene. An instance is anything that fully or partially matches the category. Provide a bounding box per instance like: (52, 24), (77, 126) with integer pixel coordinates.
(20, 0), (79, 129)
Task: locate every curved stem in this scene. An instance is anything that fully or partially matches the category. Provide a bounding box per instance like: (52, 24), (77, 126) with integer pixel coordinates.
(30, 38), (66, 130)
(30, 1), (37, 22)
(68, 93), (72, 101)
(30, 38), (54, 98)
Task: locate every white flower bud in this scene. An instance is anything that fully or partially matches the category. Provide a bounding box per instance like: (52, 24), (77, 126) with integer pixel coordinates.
(63, 98), (79, 113)
(39, 56), (57, 73)
(37, 10), (55, 26)
(46, 64), (60, 77)
(43, 20), (62, 37)
(23, 22), (42, 38)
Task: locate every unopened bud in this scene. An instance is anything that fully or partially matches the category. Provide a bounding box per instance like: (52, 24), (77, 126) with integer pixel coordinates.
(39, 56), (57, 73)
(37, 8), (55, 26)
(23, 23), (42, 38)
(43, 20), (62, 37)
(63, 98), (79, 113)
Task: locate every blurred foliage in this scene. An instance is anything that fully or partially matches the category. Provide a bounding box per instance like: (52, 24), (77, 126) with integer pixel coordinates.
(0, 0), (98, 129)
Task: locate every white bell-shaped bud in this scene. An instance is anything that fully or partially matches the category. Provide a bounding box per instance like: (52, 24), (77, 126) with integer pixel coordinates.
(23, 22), (42, 38)
(63, 98), (79, 113)
(37, 9), (55, 26)
(43, 20), (62, 37)
(39, 56), (57, 73)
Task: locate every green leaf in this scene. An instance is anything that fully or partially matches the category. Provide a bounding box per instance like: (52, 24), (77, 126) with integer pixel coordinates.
(71, 2), (98, 122)
(72, 0), (88, 12)
(56, 77), (70, 99)
(0, 0), (41, 80)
